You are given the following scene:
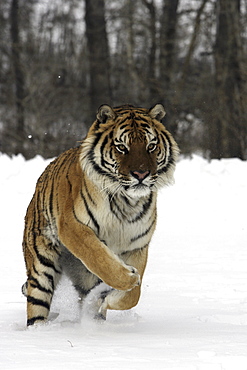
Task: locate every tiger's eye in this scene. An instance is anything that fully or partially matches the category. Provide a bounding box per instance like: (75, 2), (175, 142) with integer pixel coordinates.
(116, 144), (128, 153)
(147, 143), (156, 152)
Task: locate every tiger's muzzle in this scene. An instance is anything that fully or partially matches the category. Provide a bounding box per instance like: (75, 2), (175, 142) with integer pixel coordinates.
(130, 170), (150, 183)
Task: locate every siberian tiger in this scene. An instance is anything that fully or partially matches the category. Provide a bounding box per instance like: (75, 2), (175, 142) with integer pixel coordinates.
(22, 104), (179, 326)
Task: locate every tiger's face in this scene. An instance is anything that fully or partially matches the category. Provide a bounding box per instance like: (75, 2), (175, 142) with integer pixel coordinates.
(80, 104), (179, 198)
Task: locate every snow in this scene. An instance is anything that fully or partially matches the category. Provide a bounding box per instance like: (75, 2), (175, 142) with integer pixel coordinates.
(0, 153), (247, 370)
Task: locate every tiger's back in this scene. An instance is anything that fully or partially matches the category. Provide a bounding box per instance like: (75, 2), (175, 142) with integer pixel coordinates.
(22, 104), (179, 325)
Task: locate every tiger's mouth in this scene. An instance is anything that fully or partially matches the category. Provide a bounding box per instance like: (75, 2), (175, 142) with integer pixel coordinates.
(123, 182), (153, 197)
(117, 171), (156, 197)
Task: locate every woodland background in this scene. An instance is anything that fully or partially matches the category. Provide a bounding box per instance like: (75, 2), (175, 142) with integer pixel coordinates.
(0, 0), (246, 160)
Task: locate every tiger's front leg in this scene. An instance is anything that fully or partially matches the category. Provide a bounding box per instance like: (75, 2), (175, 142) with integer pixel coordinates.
(96, 246), (148, 319)
(58, 211), (141, 292)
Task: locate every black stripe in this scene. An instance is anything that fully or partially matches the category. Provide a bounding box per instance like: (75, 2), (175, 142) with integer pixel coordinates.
(38, 172), (49, 217)
(100, 135), (110, 167)
(121, 244), (148, 256)
(130, 193), (153, 223)
(108, 194), (139, 221)
(135, 116), (149, 123)
(47, 242), (61, 256)
(33, 264), (40, 276)
(109, 195), (153, 224)
(27, 296), (50, 310)
(121, 195), (138, 207)
(159, 132), (168, 152)
(119, 127), (130, 142)
(66, 175), (73, 193)
(155, 131), (174, 174)
(54, 244), (62, 256)
(116, 115), (133, 125)
(29, 276), (53, 294)
(87, 133), (111, 167)
(44, 272), (55, 290)
(79, 191), (100, 233)
(140, 122), (151, 129)
(130, 219), (156, 243)
(65, 151), (78, 193)
(109, 197), (124, 221)
(88, 132), (101, 146)
(33, 244), (61, 274)
(88, 153), (118, 183)
(48, 175), (55, 218)
(29, 283), (52, 295)
(101, 156), (116, 171)
(84, 180), (96, 206)
(47, 155), (68, 219)
(34, 193), (42, 236)
(118, 123), (129, 130)
(162, 130), (174, 165)
(72, 207), (84, 224)
(157, 156), (175, 175)
(27, 316), (46, 326)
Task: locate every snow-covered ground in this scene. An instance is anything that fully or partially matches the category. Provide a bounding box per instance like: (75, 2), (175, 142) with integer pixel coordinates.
(0, 153), (246, 370)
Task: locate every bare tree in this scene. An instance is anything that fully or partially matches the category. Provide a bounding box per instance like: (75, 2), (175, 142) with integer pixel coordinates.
(158, 0), (179, 133)
(176, 0), (209, 100)
(85, 0), (111, 123)
(10, 0), (26, 154)
(159, 0), (179, 97)
(211, 0), (246, 159)
(142, 0), (158, 103)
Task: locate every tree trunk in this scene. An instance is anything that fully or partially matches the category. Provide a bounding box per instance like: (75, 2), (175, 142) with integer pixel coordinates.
(159, 0), (179, 95)
(212, 0), (246, 159)
(142, 0), (158, 102)
(159, 0), (179, 132)
(125, 0), (136, 101)
(85, 0), (111, 125)
(176, 0), (208, 101)
(10, 0), (26, 152)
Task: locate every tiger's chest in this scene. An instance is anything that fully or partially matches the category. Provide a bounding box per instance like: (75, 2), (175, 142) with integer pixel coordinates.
(80, 192), (157, 255)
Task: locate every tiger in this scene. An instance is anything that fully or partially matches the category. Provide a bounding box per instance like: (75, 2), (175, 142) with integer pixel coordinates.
(22, 103), (179, 326)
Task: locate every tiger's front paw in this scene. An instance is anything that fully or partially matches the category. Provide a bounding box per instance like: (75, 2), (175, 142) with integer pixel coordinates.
(115, 265), (140, 291)
(127, 266), (141, 289)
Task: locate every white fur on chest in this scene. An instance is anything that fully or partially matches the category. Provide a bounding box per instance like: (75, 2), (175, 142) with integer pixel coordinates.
(90, 195), (157, 255)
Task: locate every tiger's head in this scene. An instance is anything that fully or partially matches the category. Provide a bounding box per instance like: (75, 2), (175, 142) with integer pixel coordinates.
(80, 104), (179, 198)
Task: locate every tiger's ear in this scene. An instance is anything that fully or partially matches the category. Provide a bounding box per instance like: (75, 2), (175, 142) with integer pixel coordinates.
(97, 105), (116, 123)
(149, 104), (166, 121)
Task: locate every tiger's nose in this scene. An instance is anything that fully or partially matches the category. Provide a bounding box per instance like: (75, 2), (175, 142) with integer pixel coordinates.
(130, 170), (150, 182)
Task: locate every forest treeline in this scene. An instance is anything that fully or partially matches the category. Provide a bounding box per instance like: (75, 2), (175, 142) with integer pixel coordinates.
(0, 0), (246, 159)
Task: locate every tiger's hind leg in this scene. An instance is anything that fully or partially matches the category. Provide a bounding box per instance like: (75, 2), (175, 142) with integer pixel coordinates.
(59, 247), (101, 310)
(23, 236), (62, 326)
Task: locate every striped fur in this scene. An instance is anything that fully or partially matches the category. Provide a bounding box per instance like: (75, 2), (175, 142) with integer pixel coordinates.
(22, 104), (179, 325)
